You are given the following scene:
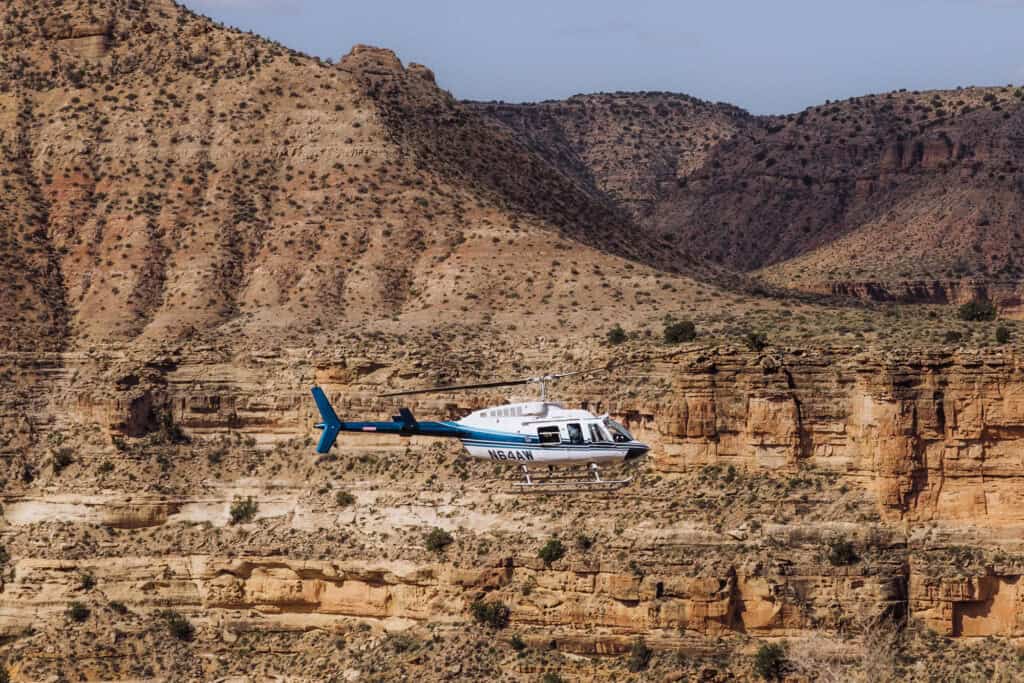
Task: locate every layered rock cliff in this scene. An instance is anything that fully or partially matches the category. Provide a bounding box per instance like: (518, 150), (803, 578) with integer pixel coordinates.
(3, 341), (1024, 679)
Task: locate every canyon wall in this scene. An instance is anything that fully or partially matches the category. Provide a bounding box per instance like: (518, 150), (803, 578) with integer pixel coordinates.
(4, 347), (1024, 647)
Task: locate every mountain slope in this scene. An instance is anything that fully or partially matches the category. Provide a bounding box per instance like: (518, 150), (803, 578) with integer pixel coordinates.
(481, 87), (1024, 302)
(0, 0), (746, 351)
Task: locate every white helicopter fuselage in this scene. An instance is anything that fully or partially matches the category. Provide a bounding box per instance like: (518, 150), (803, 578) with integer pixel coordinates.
(451, 401), (649, 466)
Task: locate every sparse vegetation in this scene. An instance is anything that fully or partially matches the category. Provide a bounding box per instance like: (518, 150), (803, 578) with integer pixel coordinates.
(538, 538), (566, 565)
(959, 299), (997, 321)
(606, 324), (627, 345)
(470, 600), (510, 628)
(627, 638), (652, 672)
(229, 496), (258, 525)
(997, 325), (1011, 344)
(663, 320), (697, 344)
(53, 448), (74, 473)
(744, 332), (768, 351)
(575, 534), (594, 552)
(425, 527), (454, 553)
(66, 602), (90, 623)
(335, 490), (356, 507)
(828, 539), (859, 565)
(754, 642), (787, 680)
(159, 610), (195, 641)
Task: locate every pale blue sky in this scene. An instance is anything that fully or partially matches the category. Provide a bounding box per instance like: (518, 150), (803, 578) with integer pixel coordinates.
(186, 0), (1024, 114)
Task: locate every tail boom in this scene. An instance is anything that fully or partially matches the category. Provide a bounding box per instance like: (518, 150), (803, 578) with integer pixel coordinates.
(311, 387), (465, 453)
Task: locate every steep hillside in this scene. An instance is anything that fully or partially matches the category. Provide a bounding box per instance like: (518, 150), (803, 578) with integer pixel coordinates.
(483, 87), (1024, 304)
(660, 88), (1024, 285)
(471, 93), (752, 221)
(0, 0), (746, 353)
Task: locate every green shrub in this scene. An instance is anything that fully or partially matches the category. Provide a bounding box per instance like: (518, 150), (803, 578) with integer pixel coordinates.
(997, 325), (1011, 343)
(540, 674), (565, 683)
(575, 534), (594, 552)
(510, 634), (526, 651)
(606, 324), (627, 345)
(470, 600), (510, 628)
(538, 538), (566, 565)
(229, 496), (258, 525)
(425, 527), (454, 553)
(160, 610), (195, 641)
(663, 320), (696, 344)
(67, 602), (90, 622)
(943, 330), (963, 344)
(828, 539), (859, 566)
(627, 638), (652, 672)
(335, 490), (356, 507)
(386, 633), (418, 653)
(79, 573), (96, 591)
(958, 299), (997, 321)
(754, 642), (787, 680)
(744, 332), (768, 351)
(53, 448), (74, 473)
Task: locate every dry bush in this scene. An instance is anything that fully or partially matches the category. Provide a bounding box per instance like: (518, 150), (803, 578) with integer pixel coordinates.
(786, 609), (902, 683)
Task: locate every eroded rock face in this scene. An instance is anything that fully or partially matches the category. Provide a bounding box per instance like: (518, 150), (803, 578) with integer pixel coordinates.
(7, 343), (1024, 680)
(36, 345), (1024, 527)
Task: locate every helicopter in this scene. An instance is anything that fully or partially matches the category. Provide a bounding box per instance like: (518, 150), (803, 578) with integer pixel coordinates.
(310, 371), (650, 491)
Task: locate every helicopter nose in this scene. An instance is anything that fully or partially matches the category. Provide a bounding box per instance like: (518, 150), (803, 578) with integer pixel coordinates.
(625, 443), (650, 461)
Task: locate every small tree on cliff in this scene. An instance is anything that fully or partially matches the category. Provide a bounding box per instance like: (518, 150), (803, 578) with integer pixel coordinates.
(663, 320), (697, 344)
(958, 299), (997, 321)
(470, 600), (510, 629)
(229, 496), (258, 525)
(538, 538), (566, 566)
(754, 642), (787, 680)
(606, 324), (627, 345)
(425, 527), (454, 553)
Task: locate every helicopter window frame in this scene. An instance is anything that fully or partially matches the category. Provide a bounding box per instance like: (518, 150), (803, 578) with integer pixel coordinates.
(588, 423), (610, 443)
(537, 426), (561, 445)
(566, 423), (584, 445)
(604, 418), (634, 443)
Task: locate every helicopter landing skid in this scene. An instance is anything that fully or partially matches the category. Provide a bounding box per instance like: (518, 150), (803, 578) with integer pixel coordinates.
(511, 464), (633, 493)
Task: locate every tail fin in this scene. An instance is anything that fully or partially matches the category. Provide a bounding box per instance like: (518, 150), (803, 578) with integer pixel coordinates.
(311, 386), (342, 454)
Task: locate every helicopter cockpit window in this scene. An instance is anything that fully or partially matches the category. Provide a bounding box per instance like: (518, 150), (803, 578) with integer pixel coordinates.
(566, 423), (584, 445)
(604, 418), (633, 443)
(537, 426), (561, 444)
(588, 423), (609, 443)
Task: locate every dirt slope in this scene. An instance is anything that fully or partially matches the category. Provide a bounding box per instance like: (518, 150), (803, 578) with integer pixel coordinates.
(482, 87), (1024, 301)
(0, 0), (748, 353)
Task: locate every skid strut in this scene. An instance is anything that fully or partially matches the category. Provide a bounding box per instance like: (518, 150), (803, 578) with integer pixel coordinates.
(512, 463), (633, 493)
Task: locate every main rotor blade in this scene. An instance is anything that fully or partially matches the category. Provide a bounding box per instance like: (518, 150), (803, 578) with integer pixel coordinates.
(379, 377), (534, 397)
(378, 361), (624, 398)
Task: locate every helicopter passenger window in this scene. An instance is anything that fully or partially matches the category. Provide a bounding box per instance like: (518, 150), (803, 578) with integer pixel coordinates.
(537, 426), (561, 444)
(588, 424), (609, 443)
(566, 423), (584, 445)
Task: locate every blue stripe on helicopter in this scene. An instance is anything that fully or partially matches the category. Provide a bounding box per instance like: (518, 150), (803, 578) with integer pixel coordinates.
(461, 439), (625, 450)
